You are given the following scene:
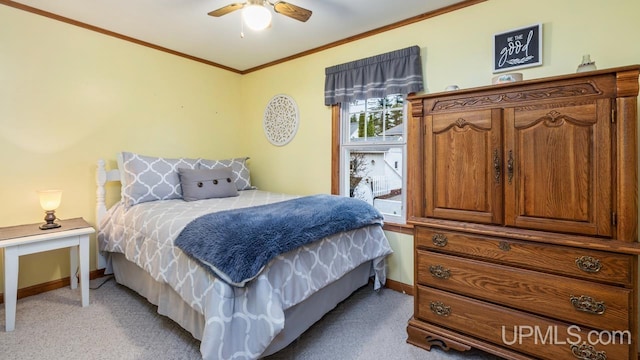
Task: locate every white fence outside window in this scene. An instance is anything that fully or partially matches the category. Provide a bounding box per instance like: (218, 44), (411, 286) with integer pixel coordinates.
(370, 176), (391, 197)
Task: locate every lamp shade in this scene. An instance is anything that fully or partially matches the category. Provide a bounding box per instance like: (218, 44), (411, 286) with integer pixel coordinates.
(38, 190), (62, 211)
(242, 4), (272, 31)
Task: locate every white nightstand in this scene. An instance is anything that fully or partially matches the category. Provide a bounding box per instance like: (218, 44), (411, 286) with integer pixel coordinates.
(0, 217), (95, 331)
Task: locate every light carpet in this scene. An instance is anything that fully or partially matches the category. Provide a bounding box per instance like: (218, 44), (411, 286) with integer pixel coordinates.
(0, 277), (500, 360)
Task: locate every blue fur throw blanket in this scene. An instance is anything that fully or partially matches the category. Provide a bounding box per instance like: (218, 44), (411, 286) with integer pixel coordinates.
(174, 194), (383, 287)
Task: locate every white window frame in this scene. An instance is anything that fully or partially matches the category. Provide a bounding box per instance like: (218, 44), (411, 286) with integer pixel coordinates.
(339, 95), (407, 224)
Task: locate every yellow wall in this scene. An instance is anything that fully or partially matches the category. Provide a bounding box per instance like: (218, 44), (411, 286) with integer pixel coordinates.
(1, 0), (639, 292)
(0, 6), (243, 290)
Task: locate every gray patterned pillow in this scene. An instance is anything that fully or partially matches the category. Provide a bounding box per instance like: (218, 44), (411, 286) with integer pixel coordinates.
(121, 152), (198, 208)
(198, 157), (253, 191)
(178, 167), (238, 201)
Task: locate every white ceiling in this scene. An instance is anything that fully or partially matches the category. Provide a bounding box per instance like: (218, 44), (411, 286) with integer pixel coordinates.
(8, 0), (469, 73)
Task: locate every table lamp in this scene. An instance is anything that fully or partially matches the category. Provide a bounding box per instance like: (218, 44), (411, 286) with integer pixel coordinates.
(38, 190), (62, 230)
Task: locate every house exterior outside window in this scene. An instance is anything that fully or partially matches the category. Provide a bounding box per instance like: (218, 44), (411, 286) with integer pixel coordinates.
(340, 94), (406, 224)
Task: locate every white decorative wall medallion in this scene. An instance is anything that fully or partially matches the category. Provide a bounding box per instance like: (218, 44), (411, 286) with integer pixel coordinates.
(263, 94), (299, 146)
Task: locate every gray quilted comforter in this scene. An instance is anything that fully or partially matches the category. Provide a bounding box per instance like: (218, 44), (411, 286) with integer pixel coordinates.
(98, 190), (393, 359)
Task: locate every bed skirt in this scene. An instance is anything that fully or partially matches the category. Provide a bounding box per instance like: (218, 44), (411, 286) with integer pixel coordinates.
(109, 252), (372, 357)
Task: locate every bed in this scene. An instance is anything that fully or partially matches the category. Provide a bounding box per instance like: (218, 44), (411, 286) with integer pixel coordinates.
(96, 152), (393, 359)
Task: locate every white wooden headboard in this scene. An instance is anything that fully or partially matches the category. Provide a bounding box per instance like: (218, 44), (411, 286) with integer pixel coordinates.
(96, 159), (121, 269)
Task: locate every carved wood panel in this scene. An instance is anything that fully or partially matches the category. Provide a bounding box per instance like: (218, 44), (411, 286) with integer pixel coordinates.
(504, 99), (612, 236)
(431, 82), (603, 112)
(425, 109), (503, 224)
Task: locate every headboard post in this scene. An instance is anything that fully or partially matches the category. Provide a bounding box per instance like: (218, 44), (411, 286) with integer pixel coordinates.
(96, 159), (121, 270)
(97, 159), (108, 226)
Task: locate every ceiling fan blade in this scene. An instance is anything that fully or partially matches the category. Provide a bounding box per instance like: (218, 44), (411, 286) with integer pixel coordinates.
(273, 1), (312, 22)
(208, 3), (245, 17)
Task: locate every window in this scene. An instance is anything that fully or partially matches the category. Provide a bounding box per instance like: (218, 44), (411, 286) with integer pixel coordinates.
(335, 94), (407, 224)
(325, 45), (422, 228)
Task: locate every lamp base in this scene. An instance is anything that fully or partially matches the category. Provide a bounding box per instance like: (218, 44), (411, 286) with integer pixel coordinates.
(40, 222), (61, 230)
(40, 210), (61, 230)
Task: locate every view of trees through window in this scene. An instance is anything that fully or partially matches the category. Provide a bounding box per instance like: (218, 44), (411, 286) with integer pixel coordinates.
(349, 95), (404, 141)
(343, 94), (405, 223)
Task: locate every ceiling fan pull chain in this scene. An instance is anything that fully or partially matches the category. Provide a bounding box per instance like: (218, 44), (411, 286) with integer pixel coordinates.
(240, 14), (245, 38)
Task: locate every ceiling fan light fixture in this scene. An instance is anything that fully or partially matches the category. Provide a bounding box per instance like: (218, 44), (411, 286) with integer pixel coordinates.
(242, 4), (272, 31)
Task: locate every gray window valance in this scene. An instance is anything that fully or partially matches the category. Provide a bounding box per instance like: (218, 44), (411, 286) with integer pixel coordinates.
(324, 45), (424, 106)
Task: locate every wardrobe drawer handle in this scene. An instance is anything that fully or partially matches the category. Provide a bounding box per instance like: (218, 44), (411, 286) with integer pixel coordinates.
(570, 343), (606, 360)
(498, 241), (511, 251)
(429, 301), (451, 317)
(429, 265), (451, 279)
(432, 233), (447, 247)
(575, 256), (602, 273)
(570, 295), (606, 315)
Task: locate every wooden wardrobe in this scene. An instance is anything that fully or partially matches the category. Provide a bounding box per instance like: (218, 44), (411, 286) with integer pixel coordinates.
(406, 65), (640, 359)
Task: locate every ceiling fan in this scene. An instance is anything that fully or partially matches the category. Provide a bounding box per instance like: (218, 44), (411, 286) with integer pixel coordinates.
(208, 0), (312, 25)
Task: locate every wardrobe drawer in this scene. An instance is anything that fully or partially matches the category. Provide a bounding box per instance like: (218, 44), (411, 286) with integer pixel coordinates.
(416, 286), (630, 360)
(415, 227), (633, 286)
(416, 250), (631, 331)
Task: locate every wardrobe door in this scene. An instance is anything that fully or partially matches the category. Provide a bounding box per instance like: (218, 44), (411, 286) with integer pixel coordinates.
(503, 99), (613, 236)
(425, 108), (503, 224)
